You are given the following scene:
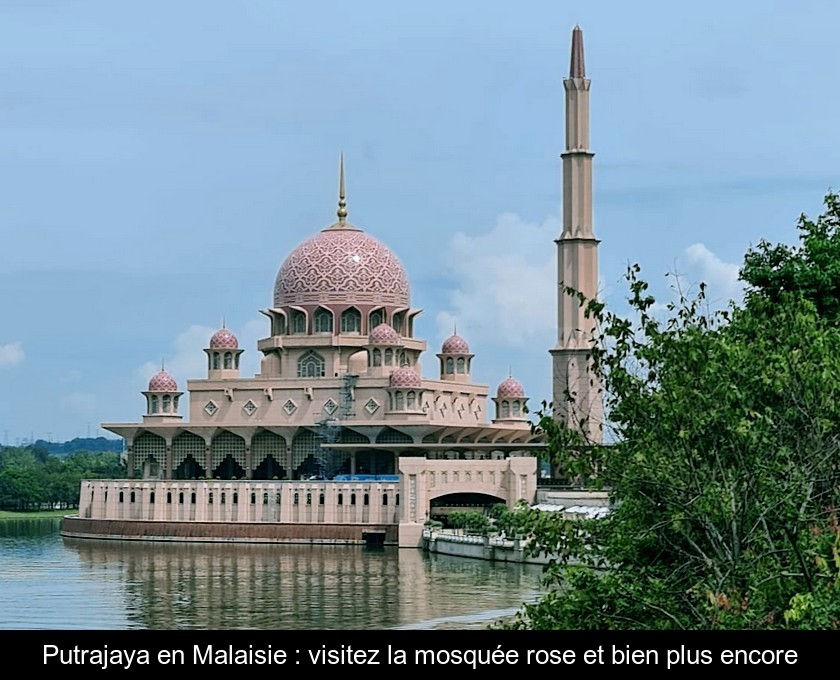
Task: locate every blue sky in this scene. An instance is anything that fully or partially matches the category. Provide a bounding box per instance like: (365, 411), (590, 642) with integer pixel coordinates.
(1, 1), (838, 443)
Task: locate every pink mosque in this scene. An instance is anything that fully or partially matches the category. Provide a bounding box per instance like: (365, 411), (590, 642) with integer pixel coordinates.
(61, 26), (601, 547)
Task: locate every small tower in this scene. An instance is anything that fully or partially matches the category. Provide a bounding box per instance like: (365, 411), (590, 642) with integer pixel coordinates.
(205, 323), (243, 379)
(143, 366), (183, 422)
(492, 374), (529, 424)
(367, 323), (404, 378)
(387, 366), (425, 414)
(437, 329), (473, 383)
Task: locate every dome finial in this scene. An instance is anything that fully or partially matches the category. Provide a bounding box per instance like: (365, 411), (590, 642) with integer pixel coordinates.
(337, 152), (348, 224)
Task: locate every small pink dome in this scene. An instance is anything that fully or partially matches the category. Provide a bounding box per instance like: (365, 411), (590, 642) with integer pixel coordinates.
(209, 327), (239, 349)
(389, 366), (421, 388)
(441, 334), (470, 354)
(148, 370), (179, 392)
(496, 376), (526, 398)
(369, 323), (400, 345)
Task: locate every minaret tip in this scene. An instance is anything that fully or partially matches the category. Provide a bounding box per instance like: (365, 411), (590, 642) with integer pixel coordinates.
(570, 25), (585, 79)
(337, 152), (347, 224)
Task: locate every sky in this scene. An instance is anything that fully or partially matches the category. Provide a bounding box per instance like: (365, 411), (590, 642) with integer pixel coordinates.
(1, 1), (838, 443)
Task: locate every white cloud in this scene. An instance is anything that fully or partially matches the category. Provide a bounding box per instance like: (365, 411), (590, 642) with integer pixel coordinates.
(136, 318), (268, 386)
(0, 342), (24, 367)
(682, 243), (744, 307)
(436, 213), (558, 348)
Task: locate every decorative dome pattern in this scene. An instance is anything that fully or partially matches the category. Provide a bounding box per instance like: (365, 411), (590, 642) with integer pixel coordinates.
(441, 334), (470, 354)
(496, 377), (526, 398)
(369, 323), (400, 345)
(389, 366), (421, 388)
(148, 370), (179, 392)
(274, 227), (410, 307)
(209, 328), (238, 349)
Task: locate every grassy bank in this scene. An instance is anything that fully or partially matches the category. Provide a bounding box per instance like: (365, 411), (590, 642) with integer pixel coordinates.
(0, 509), (71, 520)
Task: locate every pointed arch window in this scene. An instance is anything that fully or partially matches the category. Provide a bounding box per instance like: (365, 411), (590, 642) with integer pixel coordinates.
(150, 395), (159, 414)
(456, 357), (466, 374)
(212, 353), (220, 370)
(445, 357), (454, 374)
(223, 352), (232, 369)
(162, 395), (171, 413)
(314, 308), (333, 333)
(291, 310), (306, 334)
(297, 350), (325, 378)
(370, 309), (384, 329)
(341, 308), (361, 333)
(501, 400), (510, 418)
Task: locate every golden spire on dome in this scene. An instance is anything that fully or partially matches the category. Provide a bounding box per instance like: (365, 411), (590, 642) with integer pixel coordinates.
(337, 152), (348, 224)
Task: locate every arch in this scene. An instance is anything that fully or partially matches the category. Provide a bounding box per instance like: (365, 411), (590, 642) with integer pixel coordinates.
(445, 357), (454, 374)
(384, 348), (393, 365)
(210, 430), (246, 479)
(149, 395), (159, 414)
(212, 353), (220, 370)
(395, 391), (404, 410)
(133, 431), (166, 479)
(348, 349), (367, 375)
(162, 395), (172, 413)
(291, 429), (325, 479)
(314, 307), (333, 333)
(501, 400), (510, 418)
(392, 311), (406, 335)
(223, 352), (232, 369)
(252, 430), (286, 480)
(340, 307), (361, 334)
(428, 492), (507, 522)
(512, 400), (521, 416)
(369, 308), (385, 329)
(372, 348), (382, 366)
(407, 391), (416, 408)
(291, 310), (306, 334)
(172, 431), (206, 479)
(273, 313), (287, 336)
(456, 357), (466, 374)
(297, 350), (325, 378)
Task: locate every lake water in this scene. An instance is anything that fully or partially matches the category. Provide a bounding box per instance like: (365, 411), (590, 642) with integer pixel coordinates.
(0, 519), (543, 630)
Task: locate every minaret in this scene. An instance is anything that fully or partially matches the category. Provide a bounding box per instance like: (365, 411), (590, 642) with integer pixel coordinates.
(550, 26), (603, 443)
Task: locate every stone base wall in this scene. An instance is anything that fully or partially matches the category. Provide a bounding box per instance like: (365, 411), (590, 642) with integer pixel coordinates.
(61, 516), (398, 545)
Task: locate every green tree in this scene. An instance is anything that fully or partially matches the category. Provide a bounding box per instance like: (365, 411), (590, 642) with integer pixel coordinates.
(510, 196), (840, 628)
(741, 190), (840, 319)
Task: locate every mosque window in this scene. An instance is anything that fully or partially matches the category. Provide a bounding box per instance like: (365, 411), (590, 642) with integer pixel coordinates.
(372, 348), (382, 366)
(263, 492), (269, 505)
(162, 395), (171, 412)
(130, 491), (135, 503)
(150, 492), (155, 504)
(233, 492), (238, 504)
(291, 311), (306, 334)
(294, 493), (299, 505)
(445, 358), (454, 374)
(396, 493), (400, 506)
(167, 492), (172, 504)
(501, 400), (510, 418)
(212, 353), (220, 370)
(319, 493), (325, 505)
(274, 315), (286, 336)
(370, 309), (384, 329)
(223, 352), (232, 369)
(191, 492), (196, 504)
(314, 308), (333, 333)
(512, 401), (521, 416)
(306, 492), (312, 505)
(364, 493), (369, 506)
(395, 392), (404, 410)
(221, 492), (226, 504)
(382, 493), (388, 506)
(119, 491), (124, 503)
(150, 395), (159, 414)
(298, 351), (326, 378)
(251, 493), (256, 505)
(392, 311), (405, 335)
(407, 391), (416, 408)
(338, 493), (344, 505)
(341, 308), (361, 333)
(456, 357), (466, 374)
(385, 348), (393, 365)
(179, 492), (184, 504)
(208, 493), (213, 504)
(351, 493), (356, 505)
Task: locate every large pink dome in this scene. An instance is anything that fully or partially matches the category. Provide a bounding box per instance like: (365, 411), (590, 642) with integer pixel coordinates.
(274, 225), (410, 307)
(148, 370), (179, 392)
(209, 327), (238, 349)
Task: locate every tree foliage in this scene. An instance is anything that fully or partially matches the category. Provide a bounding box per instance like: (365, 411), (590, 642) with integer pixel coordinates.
(511, 194), (840, 630)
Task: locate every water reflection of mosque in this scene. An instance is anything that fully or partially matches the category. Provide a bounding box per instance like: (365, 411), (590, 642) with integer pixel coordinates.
(64, 539), (542, 629)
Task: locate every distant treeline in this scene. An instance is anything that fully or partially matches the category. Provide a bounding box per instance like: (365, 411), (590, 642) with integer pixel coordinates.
(31, 437), (123, 456)
(0, 445), (125, 511)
